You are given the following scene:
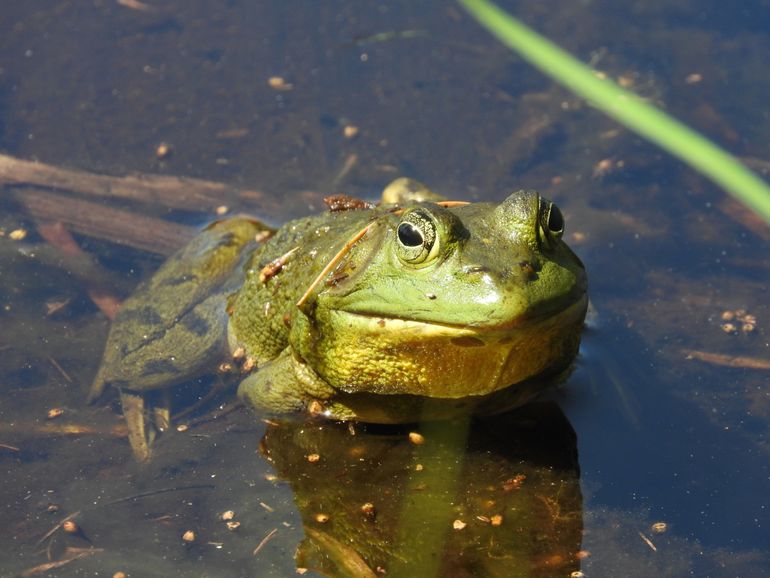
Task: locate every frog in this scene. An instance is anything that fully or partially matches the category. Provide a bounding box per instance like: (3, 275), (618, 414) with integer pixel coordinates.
(88, 178), (588, 461)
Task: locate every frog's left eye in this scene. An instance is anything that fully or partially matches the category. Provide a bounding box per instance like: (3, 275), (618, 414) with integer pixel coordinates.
(396, 209), (440, 266)
(540, 202), (564, 240)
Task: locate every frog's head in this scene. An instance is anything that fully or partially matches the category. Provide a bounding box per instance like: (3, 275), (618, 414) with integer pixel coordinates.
(294, 190), (587, 400)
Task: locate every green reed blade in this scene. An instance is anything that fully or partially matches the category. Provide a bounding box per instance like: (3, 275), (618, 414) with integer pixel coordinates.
(459, 0), (770, 225)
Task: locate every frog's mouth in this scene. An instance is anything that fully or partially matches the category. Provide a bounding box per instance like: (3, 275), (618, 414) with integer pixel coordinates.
(330, 291), (588, 335)
(311, 294), (587, 398)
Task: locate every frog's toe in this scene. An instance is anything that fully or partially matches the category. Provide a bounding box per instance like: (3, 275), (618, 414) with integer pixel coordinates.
(152, 389), (171, 432)
(120, 390), (154, 462)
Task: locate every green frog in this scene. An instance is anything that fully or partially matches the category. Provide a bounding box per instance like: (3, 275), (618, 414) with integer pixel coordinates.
(88, 179), (587, 461)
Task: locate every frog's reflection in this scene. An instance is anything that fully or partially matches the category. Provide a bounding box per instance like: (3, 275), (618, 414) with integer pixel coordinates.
(259, 402), (582, 578)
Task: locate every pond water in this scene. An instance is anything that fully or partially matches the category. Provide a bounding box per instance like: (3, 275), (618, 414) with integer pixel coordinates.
(1, 1), (769, 577)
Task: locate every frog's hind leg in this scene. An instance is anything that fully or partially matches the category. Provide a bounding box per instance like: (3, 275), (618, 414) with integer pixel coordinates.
(120, 390), (154, 462)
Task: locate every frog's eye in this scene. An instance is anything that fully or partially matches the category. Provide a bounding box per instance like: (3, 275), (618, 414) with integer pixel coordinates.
(540, 202), (564, 240)
(396, 209), (440, 266)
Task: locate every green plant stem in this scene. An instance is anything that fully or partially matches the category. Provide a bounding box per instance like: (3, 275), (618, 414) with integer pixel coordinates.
(459, 0), (770, 225)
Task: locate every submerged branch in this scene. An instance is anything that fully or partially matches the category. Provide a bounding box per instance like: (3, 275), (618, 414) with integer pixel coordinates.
(10, 188), (195, 255)
(0, 153), (264, 212)
(0, 153), (282, 255)
(682, 348), (770, 370)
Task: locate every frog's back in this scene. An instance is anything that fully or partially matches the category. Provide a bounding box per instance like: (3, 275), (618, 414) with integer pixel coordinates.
(227, 208), (379, 363)
(88, 218), (265, 400)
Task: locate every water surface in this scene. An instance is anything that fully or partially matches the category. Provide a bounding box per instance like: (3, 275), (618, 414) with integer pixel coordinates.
(1, 1), (769, 576)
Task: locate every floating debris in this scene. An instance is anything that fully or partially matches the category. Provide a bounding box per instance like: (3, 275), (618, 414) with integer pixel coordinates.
(718, 309), (757, 334)
(682, 348), (770, 370)
(155, 142), (172, 159)
(502, 474), (526, 491)
(117, 0), (156, 12)
(259, 247), (299, 283)
(650, 521), (668, 534)
(360, 502), (376, 521)
(9, 228), (27, 241)
(685, 73), (703, 84)
(323, 194), (374, 212)
(241, 356), (256, 372)
(46, 408), (65, 420)
(267, 76), (293, 91)
(408, 432), (425, 445)
(576, 550), (591, 559)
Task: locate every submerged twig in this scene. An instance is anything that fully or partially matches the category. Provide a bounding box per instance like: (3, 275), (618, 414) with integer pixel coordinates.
(0, 153), (285, 255)
(252, 528), (279, 556)
(47, 356), (73, 384)
(100, 484), (216, 507)
(11, 187), (195, 255)
(682, 348), (770, 370)
(328, 153), (359, 190)
(0, 153), (264, 212)
(20, 547), (102, 577)
(0, 422), (128, 437)
(36, 511), (82, 546)
(35, 486), (215, 548)
(638, 531), (657, 552)
(117, 0), (157, 12)
(36, 222), (122, 319)
(184, 401), (244, 428)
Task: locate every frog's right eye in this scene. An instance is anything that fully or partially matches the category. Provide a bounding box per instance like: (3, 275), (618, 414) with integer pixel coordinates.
(537, 199), (565, 246)
(396, 209), (440, 267)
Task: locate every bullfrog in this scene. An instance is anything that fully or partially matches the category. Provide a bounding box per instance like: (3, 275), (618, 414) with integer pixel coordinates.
(89, 179), (587, 461)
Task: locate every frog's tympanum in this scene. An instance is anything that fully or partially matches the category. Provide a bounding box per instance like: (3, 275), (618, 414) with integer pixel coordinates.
(89, 179), (588, 460)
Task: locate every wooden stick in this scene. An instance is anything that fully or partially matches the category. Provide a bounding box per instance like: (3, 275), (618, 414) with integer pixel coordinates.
(10, 187), (195, 255)
(0, 153), (265, 212)
(682, 348), (770, 370)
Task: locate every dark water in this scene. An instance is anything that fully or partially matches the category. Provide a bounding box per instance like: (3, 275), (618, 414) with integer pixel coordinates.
(1, 1), (769, 576)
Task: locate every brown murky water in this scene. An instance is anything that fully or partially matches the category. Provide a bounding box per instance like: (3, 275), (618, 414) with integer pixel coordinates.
(1, 1), (769, 576)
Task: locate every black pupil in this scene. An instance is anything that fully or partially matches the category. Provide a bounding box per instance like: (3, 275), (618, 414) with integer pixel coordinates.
(398, 222), (424, 247)
(547, 205), (564, 233)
